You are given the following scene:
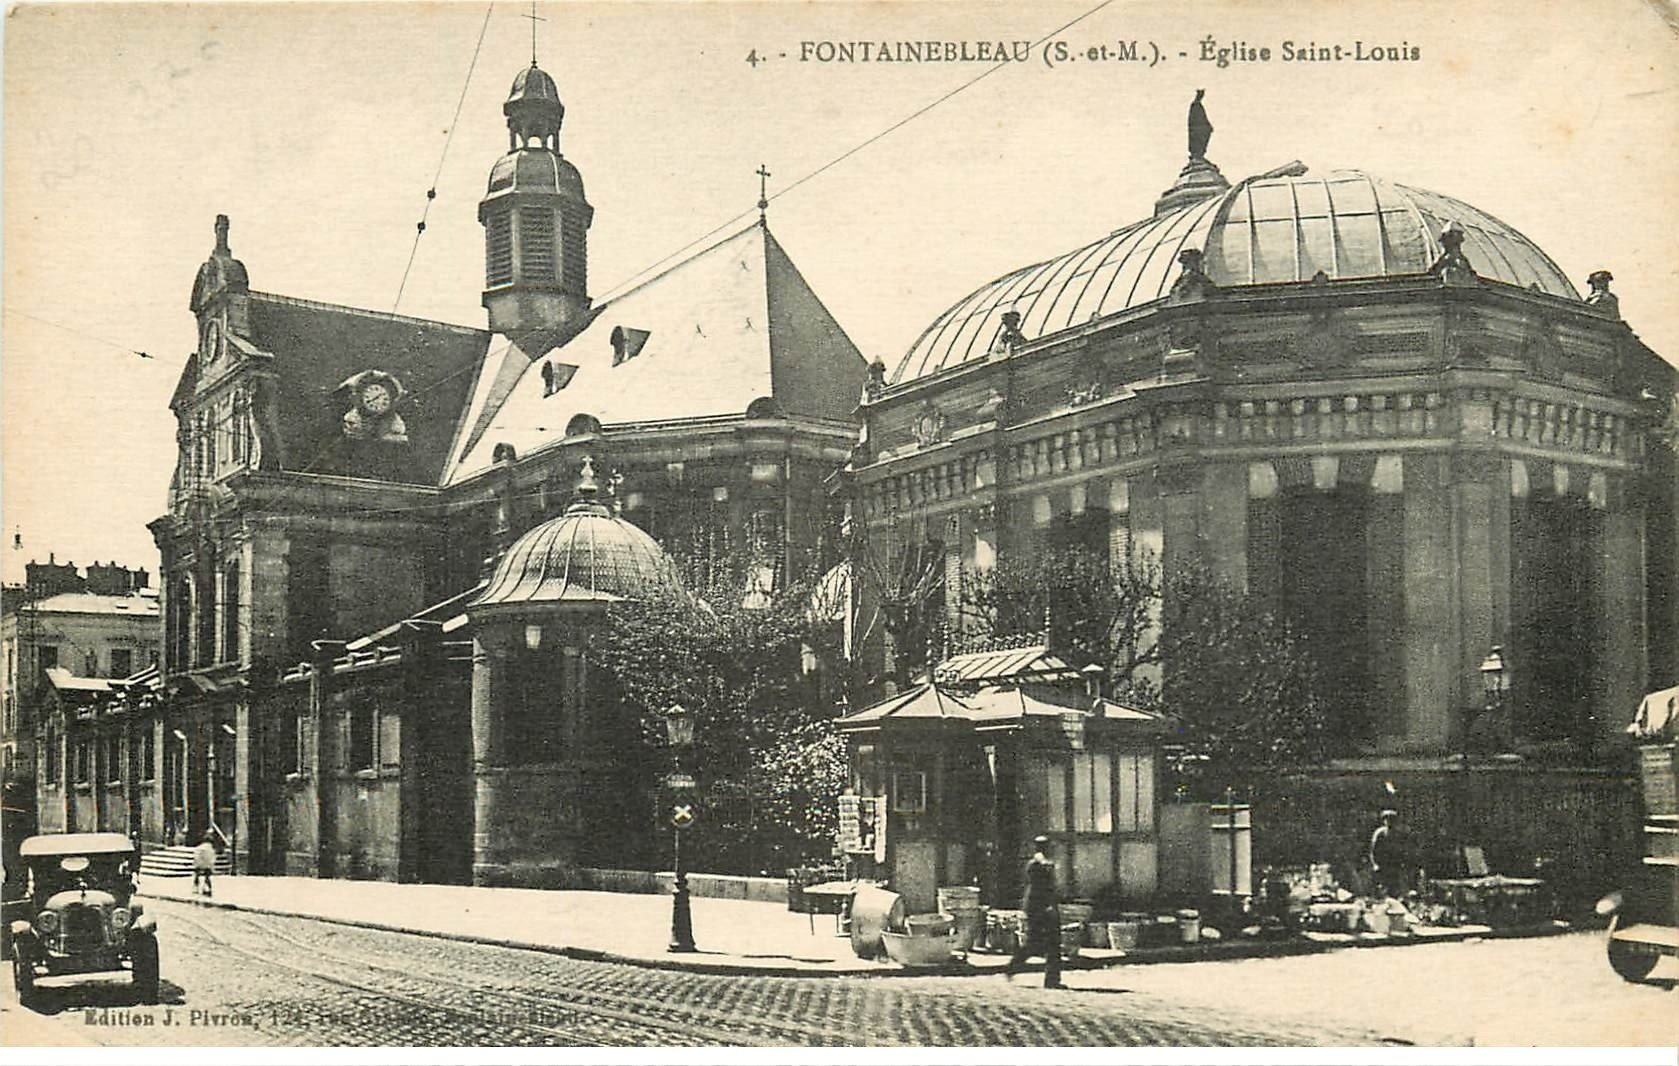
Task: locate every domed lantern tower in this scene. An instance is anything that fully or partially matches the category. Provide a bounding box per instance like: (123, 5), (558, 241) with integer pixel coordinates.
(479, 63), (593, 343)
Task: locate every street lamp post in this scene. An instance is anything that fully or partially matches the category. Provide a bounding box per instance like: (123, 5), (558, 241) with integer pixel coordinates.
(1454, 646), (1510, 865)
(1477, 646), (1510, 756)
(664, 703), (696, 954)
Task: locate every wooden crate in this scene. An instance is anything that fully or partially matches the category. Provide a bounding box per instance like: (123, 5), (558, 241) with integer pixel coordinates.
(1639, 744), (1677, 818)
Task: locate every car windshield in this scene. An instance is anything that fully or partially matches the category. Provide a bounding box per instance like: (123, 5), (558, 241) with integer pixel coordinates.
(29, 855), (131, 897)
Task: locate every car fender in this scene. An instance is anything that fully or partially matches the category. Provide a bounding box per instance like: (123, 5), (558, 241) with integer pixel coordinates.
(7, 919), (32, 940)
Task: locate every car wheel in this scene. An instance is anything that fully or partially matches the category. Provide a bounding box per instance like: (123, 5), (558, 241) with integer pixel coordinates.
(1606, 915), (1659, 984)
(131, 935), (160, 1005)
(12, 943), (37, 1007)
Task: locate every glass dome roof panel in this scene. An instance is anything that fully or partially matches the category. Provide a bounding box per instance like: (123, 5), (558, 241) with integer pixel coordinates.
(1249, 181), (1297, 222)
(889, 168), (1580, 384)
(1293, 180), (1331, 218)
(1299, 216), (1334, 278)
(1327, 177), (1379, 216)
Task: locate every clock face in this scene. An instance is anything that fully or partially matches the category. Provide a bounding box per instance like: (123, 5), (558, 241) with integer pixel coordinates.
(359, 381), (393, 415)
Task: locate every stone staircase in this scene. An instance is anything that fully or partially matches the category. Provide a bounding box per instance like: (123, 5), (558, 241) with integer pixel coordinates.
(138, 844), (233, 879)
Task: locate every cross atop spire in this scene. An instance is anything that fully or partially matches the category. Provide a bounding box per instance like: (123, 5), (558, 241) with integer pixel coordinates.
(520, 3), (546, 66)
(756, 164), (772, 226)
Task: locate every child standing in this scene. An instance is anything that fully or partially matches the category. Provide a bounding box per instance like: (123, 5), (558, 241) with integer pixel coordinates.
(193, 831), (218, 897)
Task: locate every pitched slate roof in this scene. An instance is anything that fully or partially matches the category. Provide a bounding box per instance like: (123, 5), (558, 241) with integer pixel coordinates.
(239, 293), (492, 486)
(445, 224), (866, 485)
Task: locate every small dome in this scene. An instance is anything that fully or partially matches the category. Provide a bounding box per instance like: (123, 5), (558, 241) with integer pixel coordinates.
(472, 480), (680, 610)
(894, 169), (1578, 384)
(486, 148), (585, 197)
(508, 64), (561, 106)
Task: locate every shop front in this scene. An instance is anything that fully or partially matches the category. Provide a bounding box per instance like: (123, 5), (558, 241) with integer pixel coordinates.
(838, 645), (1169, 914)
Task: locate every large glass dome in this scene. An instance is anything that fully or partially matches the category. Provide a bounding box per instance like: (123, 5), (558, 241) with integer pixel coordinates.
(893, 169), (1578, 384)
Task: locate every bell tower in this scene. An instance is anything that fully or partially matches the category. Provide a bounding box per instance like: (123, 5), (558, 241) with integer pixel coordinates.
(479, 62), (593, 343)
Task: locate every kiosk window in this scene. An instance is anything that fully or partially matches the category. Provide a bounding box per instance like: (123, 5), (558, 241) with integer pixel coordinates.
(891, 770), (927, 814)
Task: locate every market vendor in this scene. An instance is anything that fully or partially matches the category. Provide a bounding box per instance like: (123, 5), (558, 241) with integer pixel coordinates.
(1368, 809), (1409, 898)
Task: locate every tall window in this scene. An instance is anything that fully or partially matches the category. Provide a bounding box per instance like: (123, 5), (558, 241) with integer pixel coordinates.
(110, 648), (133, 679)
(196, 568), (217, 668)
(279, 708), (302, 776)
(83, 650), (99, 677)
(104, 733), (122, 784)
(130, 727), (155, 782)
(348, 698), (376, 772)
(1115, 752), (1155, 833)
(74, 737), (91, 784)
(222, 559), (242, 665)
(168, 577), (191, 671)
(38, 644), (58, 677)
(44, 727), (60, 784)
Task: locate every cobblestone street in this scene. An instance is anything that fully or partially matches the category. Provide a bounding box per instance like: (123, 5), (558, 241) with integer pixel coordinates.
(2, 899), (1390, 1047)
(5, 899), (1672, 1048)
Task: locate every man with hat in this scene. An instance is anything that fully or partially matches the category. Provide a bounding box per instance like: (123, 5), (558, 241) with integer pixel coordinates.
(1006, 835), (1064, 989)
(1368, 808), (1408, 898)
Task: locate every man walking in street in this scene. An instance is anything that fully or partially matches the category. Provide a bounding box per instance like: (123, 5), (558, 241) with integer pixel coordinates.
(193, 830), (218, 897)
(1006, 835), (1063, 989)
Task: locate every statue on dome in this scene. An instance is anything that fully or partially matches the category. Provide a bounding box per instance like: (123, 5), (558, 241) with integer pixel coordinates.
(1188, 89), (1213, 160)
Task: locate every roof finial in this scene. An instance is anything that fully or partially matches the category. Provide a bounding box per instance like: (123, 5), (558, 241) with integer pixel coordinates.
(214, 214), (231, 255)
(756, 164), (772, 227)
(575, 454), (600, 498)
(1188, 89), (1212, 161)
(521, 2), (546, 67)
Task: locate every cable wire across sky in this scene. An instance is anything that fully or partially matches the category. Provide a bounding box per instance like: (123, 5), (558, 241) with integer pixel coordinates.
(597, 0), (1119, 302)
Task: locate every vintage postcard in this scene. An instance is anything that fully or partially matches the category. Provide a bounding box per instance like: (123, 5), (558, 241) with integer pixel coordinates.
(2, 0), (1677, 1058)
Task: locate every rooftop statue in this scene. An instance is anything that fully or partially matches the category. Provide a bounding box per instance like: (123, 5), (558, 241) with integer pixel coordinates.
(1188, 89), (1213, 160)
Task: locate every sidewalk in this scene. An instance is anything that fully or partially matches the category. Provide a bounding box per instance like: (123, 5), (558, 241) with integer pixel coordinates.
(139, 873), (1024, 977)
(138, 873), (1568, 979)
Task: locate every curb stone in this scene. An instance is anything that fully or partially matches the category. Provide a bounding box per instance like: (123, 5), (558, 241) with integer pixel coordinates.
(142, 890), (1570, 981)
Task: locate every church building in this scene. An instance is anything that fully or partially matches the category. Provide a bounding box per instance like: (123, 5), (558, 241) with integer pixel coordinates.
(53, 57), (867, 883)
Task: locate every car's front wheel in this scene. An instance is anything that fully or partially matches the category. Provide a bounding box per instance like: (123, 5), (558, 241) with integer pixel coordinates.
(12, 941), (37, 1007)
(130, 934), (160, 1004)
(1606, 915), (1660, 984)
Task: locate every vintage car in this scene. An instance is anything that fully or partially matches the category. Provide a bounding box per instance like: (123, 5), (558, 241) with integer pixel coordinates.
(1600, 697), (1679, 984)
(9, 832), (159, 1006)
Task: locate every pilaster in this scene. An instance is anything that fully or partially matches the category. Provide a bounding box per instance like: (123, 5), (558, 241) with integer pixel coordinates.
(1401, 454), (1457, 751)
(397, 620), (444, 883)
(1595, 497), (1647, 739)
(1199, 463), (1248, 590)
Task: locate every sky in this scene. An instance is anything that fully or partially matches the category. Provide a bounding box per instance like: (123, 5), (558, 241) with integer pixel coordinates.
(4, 0), (1677, 586)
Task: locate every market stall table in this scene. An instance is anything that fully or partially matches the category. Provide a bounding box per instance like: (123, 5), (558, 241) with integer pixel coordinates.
(803, 880), (859, 935)
(1427, 874), (1546, 927)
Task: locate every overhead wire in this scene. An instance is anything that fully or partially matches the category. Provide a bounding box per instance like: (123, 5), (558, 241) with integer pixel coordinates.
(597, 0), (1120, 302)
(3, 306), (160, 361)
(392, 1), (497, 313)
